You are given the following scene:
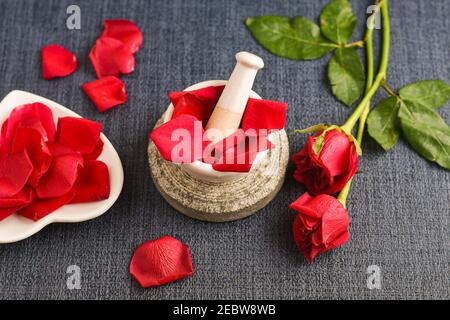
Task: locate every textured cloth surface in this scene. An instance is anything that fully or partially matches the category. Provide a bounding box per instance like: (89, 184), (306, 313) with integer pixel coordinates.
(0, 0), (448, 300)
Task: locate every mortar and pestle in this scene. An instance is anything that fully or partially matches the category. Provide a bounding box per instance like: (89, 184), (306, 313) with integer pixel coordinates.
(148, 52), (289, 222)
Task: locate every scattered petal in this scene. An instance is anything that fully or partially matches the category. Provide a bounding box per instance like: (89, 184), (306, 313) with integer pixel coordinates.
(0, 150), (33, 198)
(41, 44), (77, 80)
(130, 236), (194, 288)
(102, 20), (143, 53)
(70, 160), (110, 203)
(89, 36), (135, 78)
(55, 117), (102, 154)
(82, 76), (127, 112)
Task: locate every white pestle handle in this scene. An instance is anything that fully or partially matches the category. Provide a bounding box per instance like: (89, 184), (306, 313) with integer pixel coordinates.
(205, 52), (264, 143)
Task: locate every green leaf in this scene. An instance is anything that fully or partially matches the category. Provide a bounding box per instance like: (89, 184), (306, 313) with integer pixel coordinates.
(327, 48), (365, 106)
(367, 96), (403, 151)
(320, 0), (357, 44)
(245, 16), (335, 60)
(398, 101), (450, 170)
(398, 80), (450, 110)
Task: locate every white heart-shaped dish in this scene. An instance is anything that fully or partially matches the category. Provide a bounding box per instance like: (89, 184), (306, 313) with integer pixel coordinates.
(0, 90), (124, 243)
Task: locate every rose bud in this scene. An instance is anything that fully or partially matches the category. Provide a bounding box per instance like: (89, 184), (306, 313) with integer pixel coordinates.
(293, 127), (359, 195)
(290, 192), (350, 262)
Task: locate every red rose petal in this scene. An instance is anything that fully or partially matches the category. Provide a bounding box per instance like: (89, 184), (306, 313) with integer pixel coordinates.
(171, 93), (214, 126)
(82, 76), (127, 112)
(55, 117), (102, 154)
(0, 207), (19, 221)
(242, 98), (287, 132)
(149, 115), (209, 163)
(70, 160), (110, 204)
(0, 120), (9, 152)
(3, 103), (56, 150)
(316, 130), (352, 177)
(0, 150), (33, 198)
(169, 86), (218, 107)
(41, 44), (77, 80)
(0, 187), (34, 221)
(0, 186), (34, 208)
(130, 236), (194, 288)
(102, 20), (143, 54)
(89, 36), (135, 78)
(169, 86), (219, 125)
(11, 127), (52, 187)
(36, 154), (83, 199)
(84, 139), (104, 161)
(18, 189), (75, 221)
(211, 131), (272, 173)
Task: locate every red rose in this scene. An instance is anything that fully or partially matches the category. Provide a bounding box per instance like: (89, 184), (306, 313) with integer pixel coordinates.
(293, 128), (358, 195)
(290, 192), (350, 262)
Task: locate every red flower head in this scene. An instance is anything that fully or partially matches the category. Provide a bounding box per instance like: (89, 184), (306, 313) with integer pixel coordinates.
(293, 127), (359, 195)
(290, 192), (350, 262)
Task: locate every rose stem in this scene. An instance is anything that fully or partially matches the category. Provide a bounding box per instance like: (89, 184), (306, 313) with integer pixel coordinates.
(340, 0), (390, 136)
(337, 0), (389, 207)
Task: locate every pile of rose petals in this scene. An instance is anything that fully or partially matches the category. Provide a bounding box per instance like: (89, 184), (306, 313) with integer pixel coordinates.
(130, 236), (194, 288)
(0, 103), (110, 222)
(149, 85), (287, 173)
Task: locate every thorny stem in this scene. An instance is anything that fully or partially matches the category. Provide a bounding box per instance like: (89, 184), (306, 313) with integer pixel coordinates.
(338, 0), (389, 207)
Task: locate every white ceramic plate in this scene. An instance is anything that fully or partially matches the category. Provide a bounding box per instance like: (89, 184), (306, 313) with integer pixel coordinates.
(0, 90), (124, 243)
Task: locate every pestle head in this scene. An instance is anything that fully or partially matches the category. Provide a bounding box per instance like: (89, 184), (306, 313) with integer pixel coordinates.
(235, 51), (264, 70)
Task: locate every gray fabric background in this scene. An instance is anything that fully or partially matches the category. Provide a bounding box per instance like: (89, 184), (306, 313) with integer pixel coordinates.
(0, 0), (448, 300)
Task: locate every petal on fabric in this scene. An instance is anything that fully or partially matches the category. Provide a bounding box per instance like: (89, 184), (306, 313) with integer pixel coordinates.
(149, 115), (209, 163)
(4, 103), (56, 149)
(18, 189), (75, 221)
(82, 76), (127, 112)
(41, 44), (77, 80)
(0, 150), (33, 198)
(130, 236), (194, 288)
(35, 154), (83, 199)
(70, 160), (110, 204)
(89, 36), (135, 78)
(102, 20), (143, 53)
(55, 117), (102, 154)
(242, 98), (287, 132)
